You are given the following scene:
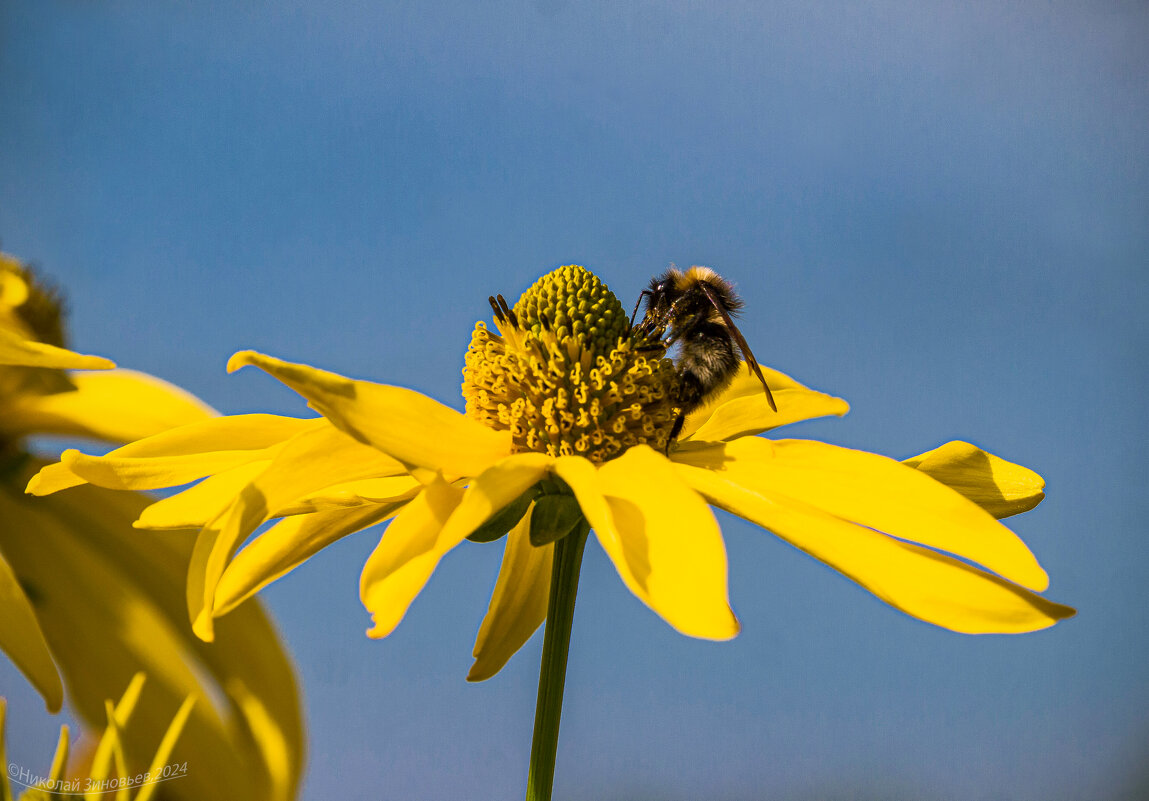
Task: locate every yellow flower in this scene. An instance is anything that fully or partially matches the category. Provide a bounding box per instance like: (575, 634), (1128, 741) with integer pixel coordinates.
(29, 265), (1074, 684)
(1, 674), (194, 801)
(0, 253), (304, 801)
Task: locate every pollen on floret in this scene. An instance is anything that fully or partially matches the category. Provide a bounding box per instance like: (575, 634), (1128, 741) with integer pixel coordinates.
(462, 265), (679, 463)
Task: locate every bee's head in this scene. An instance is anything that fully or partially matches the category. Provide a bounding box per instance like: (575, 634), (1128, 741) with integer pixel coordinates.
(646, 268), (684, 309)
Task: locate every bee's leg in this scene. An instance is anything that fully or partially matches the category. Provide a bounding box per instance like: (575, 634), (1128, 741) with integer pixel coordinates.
(636, 328), (678, 354)
(634, 323), (674, 354)
(630, 290), (653, 327)
(666, 411), (687, 449)
(634, 339), (667, 355)
(665, 372), (703, 451)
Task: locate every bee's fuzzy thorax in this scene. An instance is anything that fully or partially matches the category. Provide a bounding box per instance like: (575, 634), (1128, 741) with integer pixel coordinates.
(677, 266), (743, 318)
(681, 265), (719, 286)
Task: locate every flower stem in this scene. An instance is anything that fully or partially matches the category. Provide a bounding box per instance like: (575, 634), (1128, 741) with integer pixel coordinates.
(525, 521), (589, 801)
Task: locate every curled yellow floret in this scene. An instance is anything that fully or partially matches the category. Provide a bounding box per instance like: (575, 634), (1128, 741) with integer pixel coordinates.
(463, 265), (679, 462)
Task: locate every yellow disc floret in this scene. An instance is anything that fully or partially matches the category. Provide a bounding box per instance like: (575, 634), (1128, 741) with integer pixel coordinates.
(462, 265), (679, 463)
(0, 253), (67, 348)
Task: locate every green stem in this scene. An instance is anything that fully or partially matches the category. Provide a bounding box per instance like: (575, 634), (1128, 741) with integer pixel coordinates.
(525, 522), (588, 801)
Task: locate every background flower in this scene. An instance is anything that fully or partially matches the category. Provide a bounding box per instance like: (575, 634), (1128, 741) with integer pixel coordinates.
(1, 675), (194, 801)
(0, 254), (305, 801)
(2, 3), (1144, 799)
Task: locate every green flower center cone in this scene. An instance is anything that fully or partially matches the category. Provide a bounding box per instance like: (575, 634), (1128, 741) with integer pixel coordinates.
(462, 264), (679, 463)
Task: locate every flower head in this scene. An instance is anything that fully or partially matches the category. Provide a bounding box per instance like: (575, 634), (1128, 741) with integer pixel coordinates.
(30, 264), (1075, 684)
(463, 265), (678, 461)
(1, 252), (304, 801)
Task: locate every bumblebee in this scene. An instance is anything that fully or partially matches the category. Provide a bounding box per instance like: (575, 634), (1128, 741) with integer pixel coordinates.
(631, 266), (776, 443)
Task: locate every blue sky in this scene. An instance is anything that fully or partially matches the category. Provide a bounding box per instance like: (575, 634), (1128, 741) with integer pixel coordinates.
(2, 1), (1147, 799)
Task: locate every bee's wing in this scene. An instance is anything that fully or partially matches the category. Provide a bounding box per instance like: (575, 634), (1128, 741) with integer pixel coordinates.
(699, 282), (777, 412)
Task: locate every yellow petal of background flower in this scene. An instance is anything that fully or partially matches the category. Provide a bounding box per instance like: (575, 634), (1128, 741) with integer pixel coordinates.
(214, 501), (408, 617)
(0, 255), (29, 302)
(67, 675), (198, 801)
(228, 350), (512, 478)
(86, 672), (147, 789)
(556, 448), (739, 640)
(0, 700), (11, 801)
(22, 460), (86, 495)
(676, 438), (1050, 592)
(360, 453), (551, 639)
(26, 415), (324, 495)
(0, 327), (114, 370)
(0, 369), (215, 443)
(1, 682), (191, 801)
(679, 365), (849, 442)
(46, 723), (70, 787)
(187, 424), (410, 640)
(904, 440), (1046, 519)
(0, 469), (305, 801)
(0, 548), (63, 713)
(0, 700), (10, 801)
(135, 694), (197, 801)
(468, 505), (553, 682)
(677, 464), (1075, 633)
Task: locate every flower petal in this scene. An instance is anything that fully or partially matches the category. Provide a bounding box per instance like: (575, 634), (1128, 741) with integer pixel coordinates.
(45, 724), (70, 786)
(0, 701), (8, 799)
(228, 350), (512, 477)
(135, 462), (272, 530)
(0, 475), (306, 801)
(87, 672), (147, 788)
(675, 438), (1050, 591)
(0, 369), (215, 443)
(468, 505), (553, 682)
(679, 365), (849, 442)
(214, 501), (408, 617)
(26, 415), (324, 494)
(57, 448), (266, 493)
(360, 453), (551, 639)
(904, 441), (1045, 519)
(0, 326), (114, 370)
(24, 459), (88, 495)
(0, 548), (63, 712)
(677, 464), (1075, 633)
(272, 475), (423, 515)
(135, 693), (197, 801)
(187, 424), (410, 640)
(360, 473), (466, 639)
(135, 450), (413, 533)
(555, 447), (739, 640)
